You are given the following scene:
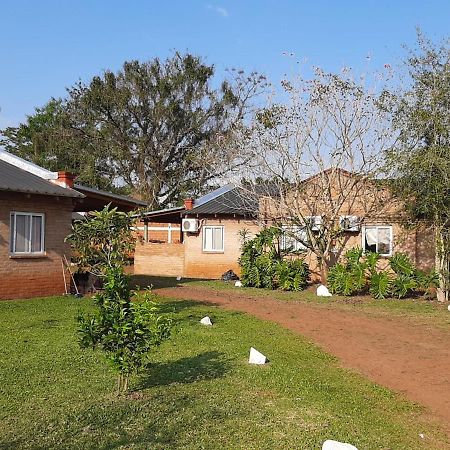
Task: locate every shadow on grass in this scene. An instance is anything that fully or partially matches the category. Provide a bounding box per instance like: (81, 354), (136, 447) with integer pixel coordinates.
(154, 299), (218, 315)
(131, 275), (209, 290)
(137, 350), (231, 390)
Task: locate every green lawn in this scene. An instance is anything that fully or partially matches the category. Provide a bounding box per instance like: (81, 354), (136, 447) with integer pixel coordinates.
(0, 294), (447, 449)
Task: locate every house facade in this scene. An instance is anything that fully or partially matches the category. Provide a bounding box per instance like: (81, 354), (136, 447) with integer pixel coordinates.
(0, 151), (147, 300)
(134, 185), (259, 279)
(134, 171), (436, 280)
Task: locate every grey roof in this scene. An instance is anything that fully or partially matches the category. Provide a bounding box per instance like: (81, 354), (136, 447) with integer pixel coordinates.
(0, 160), (84, 198)
(139, 206), (184, 218)
(74, 183), (148, 207)
(187, 185), (258, 216)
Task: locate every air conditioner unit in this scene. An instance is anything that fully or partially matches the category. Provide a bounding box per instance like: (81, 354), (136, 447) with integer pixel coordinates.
(305, 215), (322, 231)
(339, 215), (360, 232)
(182, 218), (199, 232)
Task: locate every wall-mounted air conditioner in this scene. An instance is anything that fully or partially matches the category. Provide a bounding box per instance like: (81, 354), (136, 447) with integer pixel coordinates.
(305, 215), (322, 231)
(182, 218), (199, 232)
(339, 215), (360, 232)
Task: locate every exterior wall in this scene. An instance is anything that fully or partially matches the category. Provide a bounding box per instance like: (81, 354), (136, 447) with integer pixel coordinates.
(134, 242), (185, 277)
(303, 222), (435, 281)
(133, 217), (259, 279)
(133, 222), (182, 244)
(183, 217), (259, 279)
(0, 192), (74, 300)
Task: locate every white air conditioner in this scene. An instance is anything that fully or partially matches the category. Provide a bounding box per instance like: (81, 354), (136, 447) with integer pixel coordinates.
(305, 215), (322, 231)
(182, 218), (199, 232)
(339, 215), (360, 232)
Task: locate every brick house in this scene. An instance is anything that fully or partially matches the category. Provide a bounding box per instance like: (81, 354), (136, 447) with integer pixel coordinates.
(0, 151), (146, 300)
(134, 185), (260, 279)
(134, 171), (436, 280)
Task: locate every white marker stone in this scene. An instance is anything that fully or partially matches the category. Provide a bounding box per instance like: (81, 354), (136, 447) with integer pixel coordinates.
(200, 316), (213, 326)
(447, 305), (450, 312)
(248, 347), (267, 365)
(234, 280), (242, 287)
(176, 276), (182, 281)
(322, 440), (358, 450)
(317, 284), (332, 297)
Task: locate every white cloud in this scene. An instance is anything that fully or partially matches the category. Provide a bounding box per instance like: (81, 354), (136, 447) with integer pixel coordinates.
(207, 4), (229, 18)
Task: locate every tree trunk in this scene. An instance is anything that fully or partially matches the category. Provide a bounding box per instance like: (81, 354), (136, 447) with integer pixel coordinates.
(435, 226), (449, 303)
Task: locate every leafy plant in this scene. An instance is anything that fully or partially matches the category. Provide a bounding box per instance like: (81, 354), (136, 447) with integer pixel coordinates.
(369, 272), (392, 299)
(239, 227), (309, 291)
(67, 205), (172, 394)
(391, 275), (417, 299)
(77, 269), (171, 393)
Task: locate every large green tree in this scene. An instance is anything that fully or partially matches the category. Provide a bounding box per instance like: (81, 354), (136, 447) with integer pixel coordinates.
(1, 53), (264, 207)
(387, 32), (450, 302)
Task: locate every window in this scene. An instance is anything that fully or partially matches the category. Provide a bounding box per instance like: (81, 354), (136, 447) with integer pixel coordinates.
(10, 212), (45, 254)
(202, 226), (224, 252)
(362, 225), (392, 256)
(280, 226), (307, 252)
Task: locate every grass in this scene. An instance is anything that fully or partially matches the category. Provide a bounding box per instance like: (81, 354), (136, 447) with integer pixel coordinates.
(133, 275), (450, 328)
(0, 294), (448, 449)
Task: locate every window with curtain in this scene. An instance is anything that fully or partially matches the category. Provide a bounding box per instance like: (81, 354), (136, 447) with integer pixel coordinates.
(202, 226), (224, 252)
(363, 225), (392, 256)
(10, 212), (45, 254)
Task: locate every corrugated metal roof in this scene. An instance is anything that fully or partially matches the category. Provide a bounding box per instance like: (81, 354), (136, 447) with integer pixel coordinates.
(0, 160), (84, 198)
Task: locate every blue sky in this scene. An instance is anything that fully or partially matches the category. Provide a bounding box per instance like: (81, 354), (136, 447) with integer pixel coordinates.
(1, 0), (449, 128)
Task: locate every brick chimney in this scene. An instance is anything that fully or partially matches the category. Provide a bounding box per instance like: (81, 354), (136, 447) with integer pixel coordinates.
(54, 171), (76, 189)
(184, 198), (194, 210)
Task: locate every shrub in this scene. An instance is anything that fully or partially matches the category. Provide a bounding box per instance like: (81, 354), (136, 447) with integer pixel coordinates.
(239, 227), (309, 291)
(369, 272), (392, 299)
(328, 249), (436, 300)
(327, 247), (367, 296)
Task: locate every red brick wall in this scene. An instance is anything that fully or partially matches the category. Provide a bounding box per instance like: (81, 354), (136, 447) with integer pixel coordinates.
(184, 218), (259, 279)
(134, 241), (185, 277)
(0, 192), (74, 300)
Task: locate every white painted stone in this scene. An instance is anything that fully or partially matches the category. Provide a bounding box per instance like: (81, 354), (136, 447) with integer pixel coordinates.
(447, 304), (450, 312)
(419, 433), (425, 439)
(317, 284), (332, 297)
(176, 276), (182, 281)
(322, 440), (358, 450)
(248, 347), (267, 365)
(234, 280), (242, 287)
(200, 316), (213, 326)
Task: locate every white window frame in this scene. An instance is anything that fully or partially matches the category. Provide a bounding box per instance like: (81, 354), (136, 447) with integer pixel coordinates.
(361, 225), (393, 257)
(280, 225), (308, 252)
(202, 225), (224, 253)
(10, 212), (45, 255)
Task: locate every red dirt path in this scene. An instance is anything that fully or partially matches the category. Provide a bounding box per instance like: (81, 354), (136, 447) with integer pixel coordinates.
(156, 285), (450, 435)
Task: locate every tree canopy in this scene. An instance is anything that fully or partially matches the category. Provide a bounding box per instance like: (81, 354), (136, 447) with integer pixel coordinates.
(1, 53), (265, 207)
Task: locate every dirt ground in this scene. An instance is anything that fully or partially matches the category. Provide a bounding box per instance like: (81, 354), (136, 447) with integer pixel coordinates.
(156, 285), (450, 436)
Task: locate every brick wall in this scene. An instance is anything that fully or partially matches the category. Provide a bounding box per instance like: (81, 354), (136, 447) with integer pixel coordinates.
(0, 192), (74, 300)
(184, 218), (259, 279)
(134, 241), (185, 277)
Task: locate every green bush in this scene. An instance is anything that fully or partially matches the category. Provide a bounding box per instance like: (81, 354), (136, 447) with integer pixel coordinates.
(328, 249), (437, 300)
(369, 272), (392, 299)
(239, 227), (309, 291)
(327, 247), (368, 296)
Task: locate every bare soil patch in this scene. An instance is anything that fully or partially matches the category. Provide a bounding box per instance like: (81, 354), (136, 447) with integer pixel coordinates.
(156, 284), (450, 436)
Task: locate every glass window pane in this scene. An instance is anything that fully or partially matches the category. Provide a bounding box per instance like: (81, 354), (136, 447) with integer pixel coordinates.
(213, 227), (223, 251)
(31, 216), (43, 252)
(364, 227), (377, 253)
(378, 227), (391, 255)
(15, 215), (30, 252)
(204, 227), (213, 251)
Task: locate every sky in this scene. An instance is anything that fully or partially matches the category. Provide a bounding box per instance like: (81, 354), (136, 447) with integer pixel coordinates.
(0, 0), (449, 129)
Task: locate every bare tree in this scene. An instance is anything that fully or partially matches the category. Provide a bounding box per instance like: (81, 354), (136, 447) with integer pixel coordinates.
(233, 68), (398, 282)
